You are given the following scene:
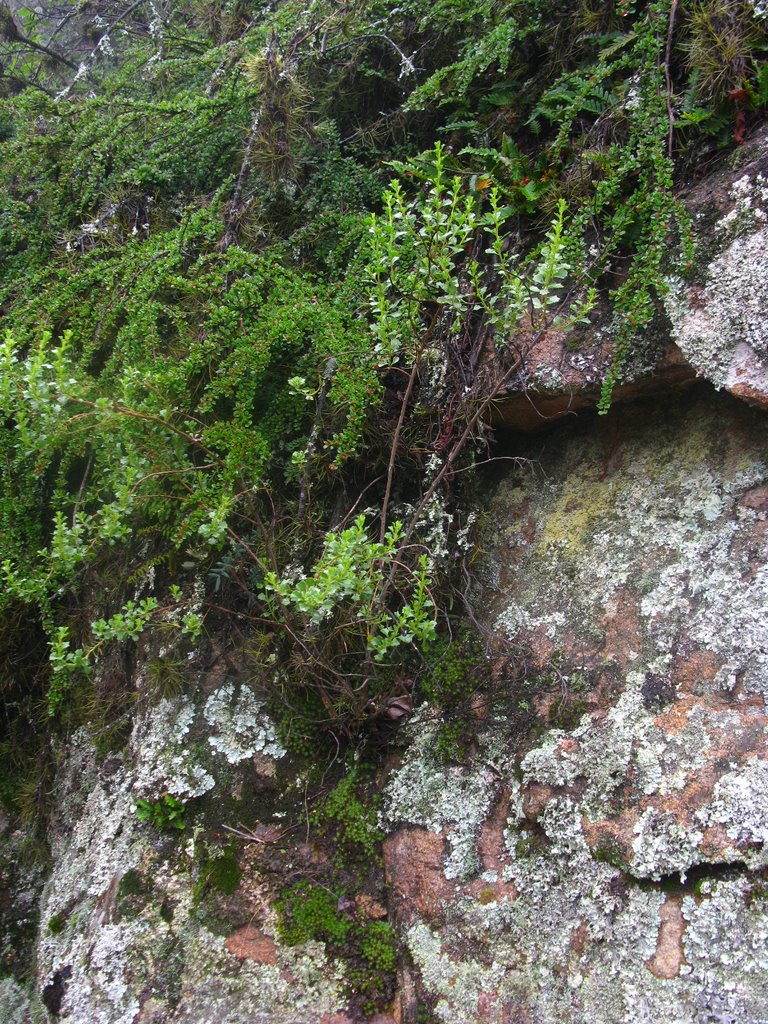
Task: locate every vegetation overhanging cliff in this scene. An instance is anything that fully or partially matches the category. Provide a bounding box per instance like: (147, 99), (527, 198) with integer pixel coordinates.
(0, 1), (767, 1021)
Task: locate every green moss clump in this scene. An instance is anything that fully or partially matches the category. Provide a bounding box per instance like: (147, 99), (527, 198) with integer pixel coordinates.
(420, 630), (489, 763)
(117, 868), (154, 919)
(592, 837), (626, 869)
(277, 882), (398, 1013)
(513, 833), (540, 859)
(47, 913), (66, 935)
(271, 687), (334, 760)
(421, 631), (487, 709)
(747, 881), (768, 905)
(550, 695), (589, 731)
(311, 767), (383, 861)
(118, 869), (148, 899)
(434, 720), (466, 763)
(276, 882), (350, 946)
(195, 843), (243, 900)
(206, 847), (242, 896)
(359, 920), (397, 972)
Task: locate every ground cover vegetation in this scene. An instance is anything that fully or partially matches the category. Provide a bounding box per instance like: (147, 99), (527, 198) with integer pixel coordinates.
(0, 0), (766, 807)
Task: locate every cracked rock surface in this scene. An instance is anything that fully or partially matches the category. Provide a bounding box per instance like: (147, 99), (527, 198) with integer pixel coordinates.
(382, 389), (768, 1023)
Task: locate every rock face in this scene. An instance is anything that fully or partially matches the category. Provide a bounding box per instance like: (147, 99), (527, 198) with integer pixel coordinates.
(665, 163), (768, 412)
(383, 389), (768, 1023)
(493, 128), (768, 430)
(31, 681), (346, 1024)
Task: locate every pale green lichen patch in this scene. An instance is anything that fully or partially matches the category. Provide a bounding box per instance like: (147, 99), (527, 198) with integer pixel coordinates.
(0, 978), (32, 1024)
(405, 921), (515, 1022)
(516, 665), (768, 878)
(714, 173), (768, 242)
(34, 691), (314, 1024)
(406, 767), (768, 1023)
(132, 682), (285, 797)
(203, 682), (285, 764)
(700, 757), (768, 862)
(381, 710), (499, 879)
(489, 396), (768, 699)
(682, 877), (768, 1020)
(630, 808), (705, 880)
(520, 672), (712, 808)
(132, 695), (215, 798)
(405, 786), (667, 1024)
(172, 930), (345, 1024)
(38, 732), (159, 1023)
(397, 392), (768, 1021)
(665, 209), (768, 398)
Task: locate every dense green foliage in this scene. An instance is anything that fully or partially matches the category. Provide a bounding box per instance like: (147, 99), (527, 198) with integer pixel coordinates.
(0, 0), (766, 772)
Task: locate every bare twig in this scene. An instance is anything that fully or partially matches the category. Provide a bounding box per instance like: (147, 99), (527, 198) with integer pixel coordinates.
(664, 0), (679, 158)
(379, 356), (420, 542)
(297, 357), (338, 521)
(321, 32), (417, 78)
(221, 821), (291, 844)
(0, 5), (77, 70)
(219, 122), (258, 254)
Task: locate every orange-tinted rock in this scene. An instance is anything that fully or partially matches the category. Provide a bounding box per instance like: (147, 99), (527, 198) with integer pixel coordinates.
(646, 895), (687, 979)
(224, 926), (277, 964)
(491, 343), (697, 433)
(355, 893), (388, 920)
(521, 783), (556, 822)
(383, 829), (452, 920)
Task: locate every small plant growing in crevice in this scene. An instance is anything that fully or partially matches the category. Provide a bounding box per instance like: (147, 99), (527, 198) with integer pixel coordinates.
(311, 766), (384, 862)
(276, 880), (397, 1015)
(135, 794), (187, 832)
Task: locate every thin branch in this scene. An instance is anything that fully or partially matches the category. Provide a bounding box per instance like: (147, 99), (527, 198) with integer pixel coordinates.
(297, 357), (337, 521)
(219, 122), (258, 254)
(379, 356), (419, 542)
(664, 0), (679, 158)
(320, 32), (417, 78)
(57, 0), (148, 97)
(1, 28), (77, 70)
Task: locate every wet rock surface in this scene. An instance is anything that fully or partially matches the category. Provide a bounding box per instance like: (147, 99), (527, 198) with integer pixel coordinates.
(382, 388), (768, 1023)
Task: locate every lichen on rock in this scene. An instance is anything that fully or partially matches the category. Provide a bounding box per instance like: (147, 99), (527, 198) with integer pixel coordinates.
(391, 390), (768, 1022)
(665, 176), (768, 410)
(32, 686), (324, 1024)
(132, 695), (215, 799)
(381, 710), (499, 880)
(203, 682), (285, 765)
(0, 978), (32, 1024)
